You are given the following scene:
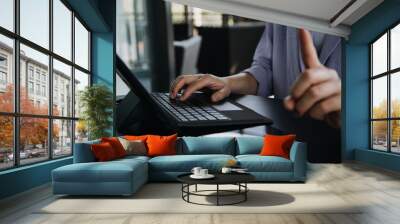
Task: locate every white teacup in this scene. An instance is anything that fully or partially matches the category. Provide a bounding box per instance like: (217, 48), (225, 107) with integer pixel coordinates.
(221, 167), (232, 174)
(199, 169), (208, 176)
(191, 167), (202, 176)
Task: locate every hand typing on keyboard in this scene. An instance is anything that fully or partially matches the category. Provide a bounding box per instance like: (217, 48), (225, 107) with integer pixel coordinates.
(169, 74), (232, 102)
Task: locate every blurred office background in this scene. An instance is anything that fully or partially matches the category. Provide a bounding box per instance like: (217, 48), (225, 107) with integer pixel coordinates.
(116, 0), (264, 99)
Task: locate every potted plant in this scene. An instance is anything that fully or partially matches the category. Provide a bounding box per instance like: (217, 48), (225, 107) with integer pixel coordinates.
(79, 84), (113, 140)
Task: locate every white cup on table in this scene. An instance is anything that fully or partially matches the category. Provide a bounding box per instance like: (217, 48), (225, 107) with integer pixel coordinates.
(191, 167), (202, 176)
(199, 169), (208, 176)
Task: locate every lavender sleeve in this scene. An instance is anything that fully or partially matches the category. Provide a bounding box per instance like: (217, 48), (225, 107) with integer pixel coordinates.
(243, 24), (273, 97)
(325, 40), (342, 78)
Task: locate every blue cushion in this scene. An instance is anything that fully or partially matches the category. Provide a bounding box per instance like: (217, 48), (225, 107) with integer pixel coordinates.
(236, 155), (293, 172)
(235, 136), (264, 155)
(53, 159), (147, 183)
(177, 137), (235, 155)
(149, 154), (235, 172)
(73, 139), (100, 163)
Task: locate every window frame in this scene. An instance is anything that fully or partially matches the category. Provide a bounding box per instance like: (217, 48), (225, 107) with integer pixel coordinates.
(370, 20), (400, 154)
(0, 0), (92, 171)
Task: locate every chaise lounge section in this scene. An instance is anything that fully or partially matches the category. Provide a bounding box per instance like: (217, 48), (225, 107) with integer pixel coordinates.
(52, 136), (307, 196)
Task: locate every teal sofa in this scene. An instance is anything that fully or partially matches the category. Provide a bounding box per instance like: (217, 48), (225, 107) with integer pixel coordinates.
(52, 136), (307, 196)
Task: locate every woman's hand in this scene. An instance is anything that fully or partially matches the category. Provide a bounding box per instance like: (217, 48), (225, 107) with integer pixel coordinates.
(169, 74), (232, 102)
(283, 29), (341, 128)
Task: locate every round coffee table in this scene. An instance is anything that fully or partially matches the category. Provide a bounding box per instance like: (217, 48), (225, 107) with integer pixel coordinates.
(177, 173), (255, 206)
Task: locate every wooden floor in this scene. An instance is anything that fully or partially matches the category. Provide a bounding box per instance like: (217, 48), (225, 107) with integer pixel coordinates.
(1, 162), (400, 224)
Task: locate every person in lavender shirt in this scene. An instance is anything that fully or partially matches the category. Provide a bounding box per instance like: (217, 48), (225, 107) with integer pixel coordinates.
(170, 24), (342, 128)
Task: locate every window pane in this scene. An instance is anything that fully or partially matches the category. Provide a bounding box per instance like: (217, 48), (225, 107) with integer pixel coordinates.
(372, 121), (388, 151)
(391, 24), (400, 70)
(53, 0), (72, 60)
(53, 59), (72, 117)
(391, 120), (400, 153)
(0, 116), (14, 170)
(0, 35), (14, 112)
(20, 0), (49, 49)
(20, 44), (49, 115)
(372, 76), (387, 119)
(74, 69), (89, 118)
(0, 0), (14, 31)
(53, 119), (72, 157)
(391, 72), (400, 118)
(20, 117), (49, 165)
(75, 120), (88, 143)
(372, 33), (387, 76)
(74, 18), (89, 70)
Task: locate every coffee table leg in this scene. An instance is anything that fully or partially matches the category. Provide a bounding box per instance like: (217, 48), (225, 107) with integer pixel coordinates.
(216, 184), (219, 206)
(245, 183), (247, 201)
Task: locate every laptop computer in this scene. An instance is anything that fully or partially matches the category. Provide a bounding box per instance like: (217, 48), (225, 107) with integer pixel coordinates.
(116, 56), (272, 131)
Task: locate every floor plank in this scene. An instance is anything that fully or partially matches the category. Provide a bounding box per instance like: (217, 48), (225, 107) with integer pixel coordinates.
(1, 162), (400, 224)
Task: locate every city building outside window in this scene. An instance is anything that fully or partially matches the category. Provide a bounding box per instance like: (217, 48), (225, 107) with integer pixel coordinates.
(370, 22), (400, 154)
(0, 0), (91, 170)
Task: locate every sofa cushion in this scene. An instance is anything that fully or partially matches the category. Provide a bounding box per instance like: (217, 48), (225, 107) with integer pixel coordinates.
(235, 136), (263, 155)
(259, 134), (296, 159)
(73, 139), (100, 163)
(118, 138), (147, 156)
(91, 142), (118, 161)
(147, 134), (177, 157)
(177, 137), (235, 155)
(236, 155), (293, 172)
(149, 154), (235, 172)
(53, 158), (147, 183)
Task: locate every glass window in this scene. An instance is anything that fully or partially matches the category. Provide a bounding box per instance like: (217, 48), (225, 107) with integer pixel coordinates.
(74, 69), (89, 118)
(19, 117), (49, 165)
(75, 120), (88, 143)
(53, 59), (72, 117)
(372, 33), (387, 76)
(391, 24), (400, 70)
(0, 116), (14, 169)
(0, 0), (92, 170)
(371, 24), (400, 154)
(53, 119), (72, 158)
(28, 81), (34, 93)
(391, 72), (400, 118)
(20, 44), (49, 115)
(0, 35), (14, 113)
(0, 0), (14, 31)
(372, 121), (388, 152)
(74, 18), (89, 70)
(20, 0), (49, 49)
(372, 76), (387, 119)
(53, 0), (72, 60)
(391, 120), (400, 153)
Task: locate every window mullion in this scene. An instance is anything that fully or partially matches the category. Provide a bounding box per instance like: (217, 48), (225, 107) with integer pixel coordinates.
(13, 0), (20, 167)
(71, 10), (76, 155)
(48, 0), (54, 160)
(388, 30), (391, 152)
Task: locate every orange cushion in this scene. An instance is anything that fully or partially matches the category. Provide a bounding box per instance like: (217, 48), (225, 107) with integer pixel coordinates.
(91, 142), (118, 162)
(259, 134), (296, 159)
(146, 134), (177, 157)
(101, 137), (127, 158)
(124, 135), (148, 142)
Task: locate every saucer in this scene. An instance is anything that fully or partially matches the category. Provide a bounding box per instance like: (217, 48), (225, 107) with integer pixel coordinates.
(190, 174), (215, 179)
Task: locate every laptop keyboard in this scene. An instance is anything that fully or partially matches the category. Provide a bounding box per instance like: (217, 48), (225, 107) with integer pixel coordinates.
(152, 93), (230, 122)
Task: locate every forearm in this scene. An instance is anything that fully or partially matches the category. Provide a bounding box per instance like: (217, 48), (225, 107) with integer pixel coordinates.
(224, 72), (258, 95)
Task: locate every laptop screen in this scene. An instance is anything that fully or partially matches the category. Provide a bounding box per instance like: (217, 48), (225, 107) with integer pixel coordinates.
(116, 55), (155, 103)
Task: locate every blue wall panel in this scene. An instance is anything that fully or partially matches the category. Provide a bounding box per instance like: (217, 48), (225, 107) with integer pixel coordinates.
(0, 0), (116, 200)
(344, 0), (400, 170)
(0, 158), (72, 199)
